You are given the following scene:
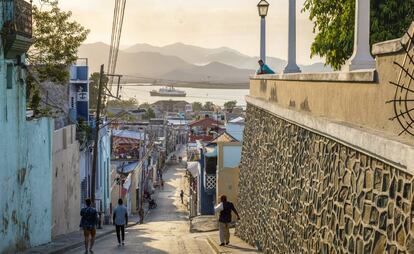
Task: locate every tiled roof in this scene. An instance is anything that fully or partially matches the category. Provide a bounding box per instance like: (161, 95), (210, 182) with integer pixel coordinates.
(209, 132), (238, 144)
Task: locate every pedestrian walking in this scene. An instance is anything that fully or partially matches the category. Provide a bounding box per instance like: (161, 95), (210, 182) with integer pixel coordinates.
(113, 199), (128, 247)
(80, 198), (98, 254)
(180, 190), (184, 204)
(214, 195), (240, 246)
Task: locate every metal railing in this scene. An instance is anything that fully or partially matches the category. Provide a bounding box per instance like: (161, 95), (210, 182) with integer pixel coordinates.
(2, 0), (32, 38)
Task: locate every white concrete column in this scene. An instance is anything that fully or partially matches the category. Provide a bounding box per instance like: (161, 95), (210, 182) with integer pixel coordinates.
(260, 17), (266, 63)
(342, 0), (376, 71)
(283, 0), (301, 74)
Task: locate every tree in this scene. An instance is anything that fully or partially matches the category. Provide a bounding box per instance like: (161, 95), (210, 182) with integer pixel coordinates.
(139, 102), (151, 110)
(192, 102), (202, 112)
(203, 101), (214, 111)
(107, 98), (138, 109)
(26, 0), (89, 114)
(29, 0), (89, 82)
(224, 100), (237, 110)
(142, 108), (156, 120)
(302, 0), (414, 70)
(89, 72), (108, 109)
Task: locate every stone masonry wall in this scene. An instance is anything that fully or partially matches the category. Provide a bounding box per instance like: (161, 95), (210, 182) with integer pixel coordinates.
(236, 104), (414, 254)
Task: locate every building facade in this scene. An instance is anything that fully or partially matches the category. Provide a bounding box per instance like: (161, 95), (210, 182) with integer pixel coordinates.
(0, 1), (54, 252)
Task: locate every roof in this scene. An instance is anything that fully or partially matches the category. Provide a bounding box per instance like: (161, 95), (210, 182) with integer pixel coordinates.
(228, 117), (245, 124)
(112, 130), (146, 140)
(190, 117), (222, 128)
(167, 119), (189, 126)
(210, 132), (238, 144)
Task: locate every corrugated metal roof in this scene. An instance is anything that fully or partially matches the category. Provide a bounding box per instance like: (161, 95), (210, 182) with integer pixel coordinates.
(112, 130), (146, 140)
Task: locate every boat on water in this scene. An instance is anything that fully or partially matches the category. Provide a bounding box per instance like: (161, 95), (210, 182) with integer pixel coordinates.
(150, 85), (186, 97)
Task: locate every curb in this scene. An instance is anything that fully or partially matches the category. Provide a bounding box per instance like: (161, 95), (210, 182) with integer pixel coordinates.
(206, 237), (221, 254)
(49, 222), (139, 254)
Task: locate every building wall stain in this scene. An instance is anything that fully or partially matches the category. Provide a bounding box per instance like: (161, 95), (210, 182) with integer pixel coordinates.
(300, 97), (311, 112)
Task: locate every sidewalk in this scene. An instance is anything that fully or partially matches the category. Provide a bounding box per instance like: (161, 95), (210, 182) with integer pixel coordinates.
(190, 215), (219, 233)
(206, 229), (261, 254)
(19, 215), (139, 254)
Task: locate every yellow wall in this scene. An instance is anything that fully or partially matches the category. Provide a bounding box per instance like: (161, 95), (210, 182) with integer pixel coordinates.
(216, 142), (241, 221)
(249, 50), (414, 144)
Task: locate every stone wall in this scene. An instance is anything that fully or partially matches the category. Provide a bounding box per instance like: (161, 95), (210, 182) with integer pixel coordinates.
(236, 105), (414, 253)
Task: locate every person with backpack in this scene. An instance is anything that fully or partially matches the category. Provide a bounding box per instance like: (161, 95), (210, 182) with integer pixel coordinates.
(80, 198), (98, 254)
(113, 198), (128, 247)
(214, 195), (240, 246)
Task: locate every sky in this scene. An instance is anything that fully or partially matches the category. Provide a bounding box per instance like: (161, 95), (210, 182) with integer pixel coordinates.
(59, 0), (323, 65)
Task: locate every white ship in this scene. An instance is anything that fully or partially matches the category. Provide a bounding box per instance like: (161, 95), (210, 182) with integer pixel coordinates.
(150, 85), (186, 97)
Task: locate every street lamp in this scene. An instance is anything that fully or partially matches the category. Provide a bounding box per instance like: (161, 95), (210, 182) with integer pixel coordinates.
(257, 0), (269, 63)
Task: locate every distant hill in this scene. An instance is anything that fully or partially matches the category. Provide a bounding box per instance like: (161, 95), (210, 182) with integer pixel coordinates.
(77, 42), (331, 84)
(124, 42), (243, 65)
(161, 62), (254, 83)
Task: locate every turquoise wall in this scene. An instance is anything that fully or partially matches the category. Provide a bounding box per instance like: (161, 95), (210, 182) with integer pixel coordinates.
(0, 23), (53, 254)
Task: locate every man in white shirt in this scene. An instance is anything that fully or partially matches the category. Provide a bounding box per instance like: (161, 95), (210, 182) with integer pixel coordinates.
(113, 199), (128, 246)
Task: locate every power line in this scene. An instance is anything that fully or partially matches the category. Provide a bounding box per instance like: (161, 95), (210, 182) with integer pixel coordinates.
(107, 0), (127, 89)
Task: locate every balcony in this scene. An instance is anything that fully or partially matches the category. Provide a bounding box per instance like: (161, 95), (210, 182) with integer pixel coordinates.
(2, 0), (33, 59)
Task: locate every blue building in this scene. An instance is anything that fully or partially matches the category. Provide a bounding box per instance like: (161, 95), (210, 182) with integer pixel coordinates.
(69, 59), (89, 122)
(0, 1), (54, 252)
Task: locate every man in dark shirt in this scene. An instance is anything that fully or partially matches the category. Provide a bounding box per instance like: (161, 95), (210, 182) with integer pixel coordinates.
(80, 198), (98, 254)
(216, 195), (240, 246)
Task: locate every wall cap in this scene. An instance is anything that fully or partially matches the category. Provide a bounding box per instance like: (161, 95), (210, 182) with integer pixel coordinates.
(372, 21), (414, 56)
(250, 69), (376, 83)
(246, 96), (414, 174)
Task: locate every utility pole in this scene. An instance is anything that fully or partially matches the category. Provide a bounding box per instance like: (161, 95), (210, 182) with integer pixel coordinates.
(91, 64), (105, 204)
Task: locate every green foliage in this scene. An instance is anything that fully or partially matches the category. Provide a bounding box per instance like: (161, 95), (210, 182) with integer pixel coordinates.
(29, 0), (89, 82)
(26, 0), (89, 116)
(192, 102), (202, 112)
(302, 0), (414, 70)
(77, 118), (92, 148)
(139, 102), (151, 110)
(89, 72), (108, 109)
(107, 98), (138, 109)
(142, 108), (156, 120)
(224, 100), (237, 110)
(203, 101), (214, 111)
(107, 111), (137, 122)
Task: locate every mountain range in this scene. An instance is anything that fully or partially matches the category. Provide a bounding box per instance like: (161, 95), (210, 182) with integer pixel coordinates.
(78, 42), (332, 84)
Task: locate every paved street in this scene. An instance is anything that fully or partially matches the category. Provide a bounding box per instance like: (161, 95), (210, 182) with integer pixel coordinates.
(67, 163), (213, 254)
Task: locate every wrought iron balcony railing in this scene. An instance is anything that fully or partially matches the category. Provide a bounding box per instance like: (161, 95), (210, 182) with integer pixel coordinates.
(2, 0), (32, 38)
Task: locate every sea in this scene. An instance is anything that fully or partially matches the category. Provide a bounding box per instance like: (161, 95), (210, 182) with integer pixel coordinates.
(114, 84), (250, 108)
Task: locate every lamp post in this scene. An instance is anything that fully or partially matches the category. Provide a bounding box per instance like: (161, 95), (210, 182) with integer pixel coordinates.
(342, 0), (375, 71)
(257, 0), (269, 63)
(283, 0), (301, 73)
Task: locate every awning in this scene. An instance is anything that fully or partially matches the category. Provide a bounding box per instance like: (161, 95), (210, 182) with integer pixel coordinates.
(187, 162), (200, 177)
